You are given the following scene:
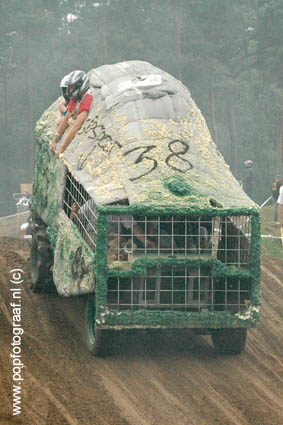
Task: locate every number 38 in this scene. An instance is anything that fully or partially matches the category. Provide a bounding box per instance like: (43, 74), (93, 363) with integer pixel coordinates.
(123, 139), (193, 181)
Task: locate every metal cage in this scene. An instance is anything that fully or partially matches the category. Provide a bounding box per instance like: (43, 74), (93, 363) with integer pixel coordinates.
(107, 214), (251, 268)
(63, 175), (253, 315)
(63, 172), (97, 250)
(106, 213), (252, 314)
(107, 265), (250, 313)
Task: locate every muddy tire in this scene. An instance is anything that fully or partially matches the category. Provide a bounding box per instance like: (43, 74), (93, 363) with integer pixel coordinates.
(211, 328), (247, 354)
(30, 218), (56, 293)
(85, 295), (115, 356)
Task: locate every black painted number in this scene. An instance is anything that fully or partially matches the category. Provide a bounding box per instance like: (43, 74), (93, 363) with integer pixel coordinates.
(165, 140), (193, 172)
(123, 145), (158, 181)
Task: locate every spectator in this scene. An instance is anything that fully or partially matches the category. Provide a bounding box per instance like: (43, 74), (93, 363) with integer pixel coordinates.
(51, 70), (93, 157)
(277, 178), (283, 244)
(242, 160), (254, 199)
(271, 175), (282, 223)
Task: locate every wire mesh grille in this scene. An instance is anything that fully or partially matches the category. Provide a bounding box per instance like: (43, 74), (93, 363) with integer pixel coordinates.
(63, 173), (97, 250)
(107, 215), (251, 268)
(107, 266), (250, 312)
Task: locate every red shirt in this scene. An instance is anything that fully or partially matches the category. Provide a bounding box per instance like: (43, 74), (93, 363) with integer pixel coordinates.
(68, 93), (93, 115)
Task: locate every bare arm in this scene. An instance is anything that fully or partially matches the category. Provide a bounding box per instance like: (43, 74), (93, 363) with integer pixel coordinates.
(57, 110), (88, 156)
(56, 99), (67, 126)
(50, 112), (70, 152)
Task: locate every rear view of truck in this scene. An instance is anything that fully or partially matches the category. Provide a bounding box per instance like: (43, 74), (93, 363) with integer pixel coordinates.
(31, 61), (261, 355)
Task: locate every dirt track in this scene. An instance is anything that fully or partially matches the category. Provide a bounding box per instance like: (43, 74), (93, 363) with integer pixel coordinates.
(0, 236), (283, 425)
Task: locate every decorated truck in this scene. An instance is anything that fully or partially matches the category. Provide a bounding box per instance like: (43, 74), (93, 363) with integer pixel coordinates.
(30, 61), (261, 355)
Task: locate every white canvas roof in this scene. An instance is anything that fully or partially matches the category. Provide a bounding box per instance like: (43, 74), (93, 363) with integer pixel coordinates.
(37, 61), (255, 209)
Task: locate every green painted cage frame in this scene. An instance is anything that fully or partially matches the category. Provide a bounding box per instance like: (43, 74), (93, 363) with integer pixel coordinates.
(92, 204), (261, 331)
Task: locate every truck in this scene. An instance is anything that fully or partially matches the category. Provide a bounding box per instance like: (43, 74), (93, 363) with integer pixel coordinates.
(30, 60), (261, 356)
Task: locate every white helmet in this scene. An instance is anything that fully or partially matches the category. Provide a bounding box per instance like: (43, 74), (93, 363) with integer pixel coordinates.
(61, 70), (90, 101)
(244, 160), (253, 168)
(60, 75), (70, 101)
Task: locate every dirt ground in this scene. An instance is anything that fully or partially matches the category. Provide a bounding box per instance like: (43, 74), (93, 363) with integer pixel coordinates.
(0, 236), (282, 425)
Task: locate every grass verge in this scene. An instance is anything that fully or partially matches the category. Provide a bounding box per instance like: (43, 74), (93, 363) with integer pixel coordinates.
(260, 205), (282, 259)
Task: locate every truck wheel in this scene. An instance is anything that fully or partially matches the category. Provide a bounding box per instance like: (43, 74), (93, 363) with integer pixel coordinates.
(30, 220), (55, 293)
(85, 295), (114, 356)
(211, 328), (247, 354)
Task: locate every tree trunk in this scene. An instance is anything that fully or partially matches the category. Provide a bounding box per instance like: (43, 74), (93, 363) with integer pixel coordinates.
(210, 87), (218, 145)
(227, 97), (238, 176)
(24, 55), (34, 179)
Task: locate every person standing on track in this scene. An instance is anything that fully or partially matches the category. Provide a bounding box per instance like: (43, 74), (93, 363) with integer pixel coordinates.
(242, 160), (254, 199)
(277, 177), (283, 245)
(272, 175), (282, 224)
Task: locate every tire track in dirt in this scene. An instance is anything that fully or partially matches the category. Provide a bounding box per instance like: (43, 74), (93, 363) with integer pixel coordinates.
(262, 265), (282, 287)
(23, 369), (80, 425)
(0, 237), (130, 425)
(1, 237), (283, 425)
(263, 255), (283, 273)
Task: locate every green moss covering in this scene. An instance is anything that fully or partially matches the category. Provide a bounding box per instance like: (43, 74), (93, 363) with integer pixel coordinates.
(31, 126), (261, 328)
(46, 226), (58, 251)
(31, 64), (261, 331)
(249, 215), (262, 306)
(30, 133), (66, 228)
(95, 306), (260, 329)
(53, 212), (96, 296)
(163, 175), (194, 197)
(94, 213), (108, 316)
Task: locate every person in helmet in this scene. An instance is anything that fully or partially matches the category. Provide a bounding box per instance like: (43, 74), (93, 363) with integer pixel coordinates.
(271, 175), (282, 223)
(277, 177), (283, 245)
(51, 70), (93, 156)
(56, 75), (70, 126)
(242, 160), (254, 199)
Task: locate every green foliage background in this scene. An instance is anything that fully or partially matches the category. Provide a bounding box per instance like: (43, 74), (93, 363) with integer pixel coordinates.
(0, 0), (282, 215)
